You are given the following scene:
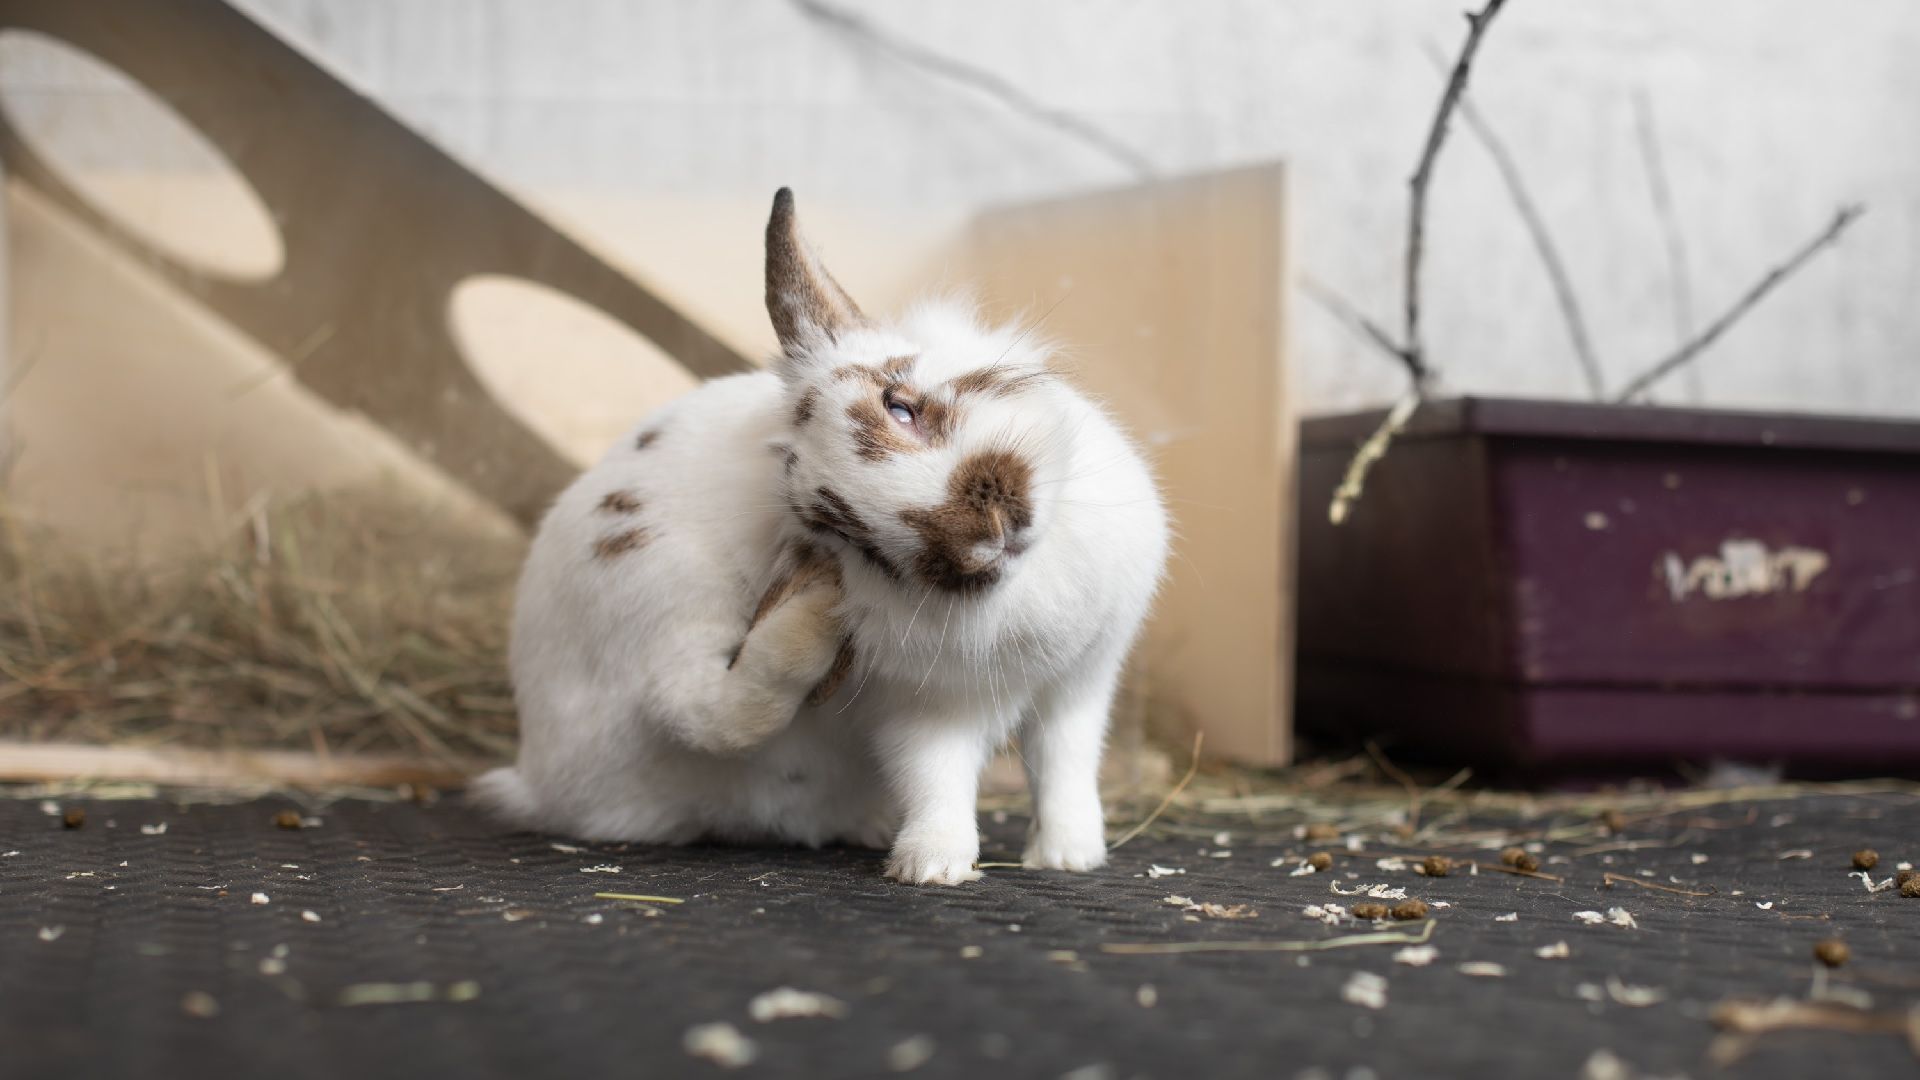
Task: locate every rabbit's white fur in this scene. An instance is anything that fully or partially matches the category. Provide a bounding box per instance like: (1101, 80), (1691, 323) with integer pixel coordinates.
(476, 190), (1168, 885)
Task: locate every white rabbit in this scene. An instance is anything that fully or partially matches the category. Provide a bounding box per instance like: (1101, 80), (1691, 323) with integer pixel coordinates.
(475, 189), (1168, 885)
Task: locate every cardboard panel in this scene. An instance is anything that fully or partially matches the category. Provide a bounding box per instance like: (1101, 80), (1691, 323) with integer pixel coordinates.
(967, 165), (1295, 765)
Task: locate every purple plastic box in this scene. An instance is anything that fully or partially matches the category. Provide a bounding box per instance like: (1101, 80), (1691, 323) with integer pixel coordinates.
(1295, 397), (1920, 771)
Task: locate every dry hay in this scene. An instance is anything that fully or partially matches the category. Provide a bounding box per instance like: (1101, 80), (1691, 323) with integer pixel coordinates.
(0, 490), (524, 763)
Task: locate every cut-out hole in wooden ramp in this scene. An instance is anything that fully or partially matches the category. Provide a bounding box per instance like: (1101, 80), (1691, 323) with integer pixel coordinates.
(0, 29), (284, 282)
(450, 274), (702, 465)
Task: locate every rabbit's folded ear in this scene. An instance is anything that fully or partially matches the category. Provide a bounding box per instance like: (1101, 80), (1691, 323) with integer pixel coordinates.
(765, 188), (867, 371)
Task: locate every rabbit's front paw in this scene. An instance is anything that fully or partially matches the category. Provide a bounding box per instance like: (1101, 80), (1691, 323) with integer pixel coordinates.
(885, 830), (982, 886)
(739, 547), (847, 691)
(1021, 823), (1109, 872)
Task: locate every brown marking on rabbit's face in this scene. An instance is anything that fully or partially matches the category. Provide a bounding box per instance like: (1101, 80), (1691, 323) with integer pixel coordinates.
(635, 429), (660, 450)
(951, 365), (1053, 400)
(826, 358), (1048, 465)
(846, 397), (918, 461)
(597, 489), (642, 514)
(832, 356), (913, 390)
(593, 527), (651, 560)
(798, 485), (902, 581)
(793, 388), (819, 426)
(899, 449), (1035, 592)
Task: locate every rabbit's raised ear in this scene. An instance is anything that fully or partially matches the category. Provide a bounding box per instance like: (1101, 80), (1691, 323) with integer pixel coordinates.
(765, 188), (867, 367)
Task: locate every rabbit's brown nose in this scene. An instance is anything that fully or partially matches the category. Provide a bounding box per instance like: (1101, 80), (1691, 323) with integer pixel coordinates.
(900, 449), (1036, 591)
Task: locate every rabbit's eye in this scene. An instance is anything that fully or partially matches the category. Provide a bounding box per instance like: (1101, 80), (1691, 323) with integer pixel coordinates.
(886, 398), (916, 427)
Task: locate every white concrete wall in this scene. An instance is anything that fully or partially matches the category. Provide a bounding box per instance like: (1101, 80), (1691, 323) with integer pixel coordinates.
(6, 0), (1917, 417)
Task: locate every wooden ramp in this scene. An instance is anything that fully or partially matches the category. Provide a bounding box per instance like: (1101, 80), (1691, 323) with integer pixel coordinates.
(0, 0), (751, 526)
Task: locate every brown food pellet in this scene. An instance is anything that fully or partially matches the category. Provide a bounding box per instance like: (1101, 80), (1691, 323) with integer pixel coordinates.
(1420, 855), (1452, 877)
(1902, 877), (1920, 899)
(1499, 847), (1527, 867)
(1512, 852), (1541, 873)
(273, 810), (304, 830)
(1600, 810), (1626, 834)
(1813, 939), (1850, 968)
(1851, 849), (1879, 871)
(61, 807), (86, 829)
(1351, 903), (1391, 920)
(1390, 899), (1430, 920)
(1897, 869), (1919, 888)
(1308, 852), (1334, 872)
(1304, 823), (1342, 842)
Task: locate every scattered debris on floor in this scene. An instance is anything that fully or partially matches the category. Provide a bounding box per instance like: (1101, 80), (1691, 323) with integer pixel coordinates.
(748, 988), (848, 1022)
(1392, 945), (1438, 967)
(1341, 971), (1388, 1009)
(886, 1034), (936, 1072)
(1163, 896), (1258, 919)
(1813, 939), (1851, 968)
(1709, 997), (1920, 1066)
(683, 1022), (757, 1068)
(336, 981), (482, 1007)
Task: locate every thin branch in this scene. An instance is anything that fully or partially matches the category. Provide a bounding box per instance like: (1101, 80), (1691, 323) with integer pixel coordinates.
(790, 0), (1157, 181)
(1298, 276), (1424, 384)
(1602, 872), (1716, 898)
(1404, 0), (1510, 376)
(1614, 205), (1865, 403)
(1107, 731), (1203, 851)
(1631, 88), (1698, 398)
(1422, 41), (1605, 401)
(1328, 391), (1421, 525)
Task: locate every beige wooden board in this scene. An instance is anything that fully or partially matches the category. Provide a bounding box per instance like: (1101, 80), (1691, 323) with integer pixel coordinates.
(0, 741), (481, 790)
(967, 165), (1296, 765)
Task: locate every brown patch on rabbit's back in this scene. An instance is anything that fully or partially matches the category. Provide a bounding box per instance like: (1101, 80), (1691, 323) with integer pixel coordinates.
(597, 489), (642, 514)
(634, 429), (661, 450)
(593, 527), (651, 560)
(793, 388), (820, 426)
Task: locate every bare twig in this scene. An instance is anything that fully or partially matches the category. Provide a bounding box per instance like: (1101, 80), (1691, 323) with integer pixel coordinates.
(1328, 391), (1420, 525)
(1474, 862), (1564, 883)
(791, 0), (1156, 181)
(1422, 42), (1604, 400)
(1363, 739), (1424, 832)
(1709, 997), (1920, 1066)
(1631, 89), (1700, 399)
(1602, 871), (1716, 897)
(1101, 918), (1437, 956)
(593, 893), (686, 905)
(1614, 204), (1865, 402)
(1403, 0), (1510, 377)
(1299, 277), (1425, 384)
(1108, 731), (1203, 851)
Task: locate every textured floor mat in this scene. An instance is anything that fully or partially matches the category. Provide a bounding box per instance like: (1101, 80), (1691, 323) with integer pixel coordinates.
(1, 790), (1915, 1079)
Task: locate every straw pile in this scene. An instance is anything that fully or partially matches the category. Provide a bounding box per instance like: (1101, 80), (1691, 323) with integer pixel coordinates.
(0, 492), (525, 762)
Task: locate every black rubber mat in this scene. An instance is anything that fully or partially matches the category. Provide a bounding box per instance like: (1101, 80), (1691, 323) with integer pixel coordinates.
(1, 790), (1915, 1079)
